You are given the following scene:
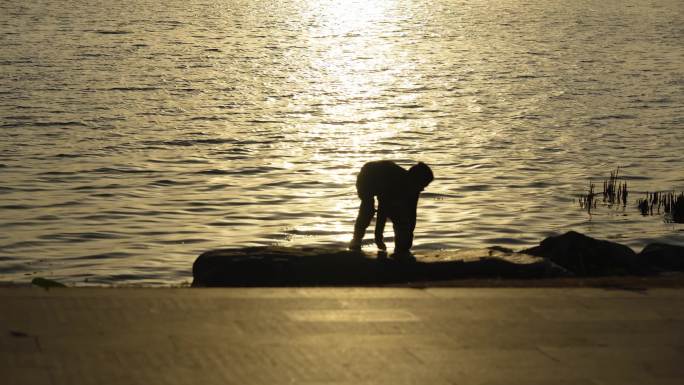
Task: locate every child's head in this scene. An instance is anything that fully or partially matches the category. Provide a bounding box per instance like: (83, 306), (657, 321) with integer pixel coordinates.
(408, 162), (434, 191)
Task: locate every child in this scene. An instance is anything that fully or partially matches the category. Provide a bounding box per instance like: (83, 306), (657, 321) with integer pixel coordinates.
(349, 160), (433, 253)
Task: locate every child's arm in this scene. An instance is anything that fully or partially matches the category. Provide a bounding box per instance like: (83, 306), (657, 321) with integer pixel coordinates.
(408, 194), (419, 235)
(374, 204), (387, 251)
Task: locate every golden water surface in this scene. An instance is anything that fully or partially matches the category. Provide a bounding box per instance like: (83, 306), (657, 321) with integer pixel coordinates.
(1, 0), (683, 284)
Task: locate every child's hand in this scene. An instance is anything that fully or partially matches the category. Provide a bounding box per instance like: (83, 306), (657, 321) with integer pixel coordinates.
(375, 237), (387, 251)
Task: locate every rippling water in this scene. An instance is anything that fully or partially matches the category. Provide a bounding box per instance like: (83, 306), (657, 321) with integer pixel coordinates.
(1, 0), (683, 285)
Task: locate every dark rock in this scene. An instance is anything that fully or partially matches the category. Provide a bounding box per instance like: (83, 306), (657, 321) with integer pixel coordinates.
(31, 277), (67, 289)
(488, 246), (514, 253)
(638, 243), (684, 271)
(523, 231), (640, 276)
(192, 246), (570, 287)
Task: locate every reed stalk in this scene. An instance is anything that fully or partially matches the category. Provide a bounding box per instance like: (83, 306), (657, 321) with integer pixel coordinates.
(636, 191), (684, 223)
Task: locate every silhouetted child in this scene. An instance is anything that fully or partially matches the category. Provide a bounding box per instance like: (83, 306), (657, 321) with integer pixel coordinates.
(349, 160), (434, 254)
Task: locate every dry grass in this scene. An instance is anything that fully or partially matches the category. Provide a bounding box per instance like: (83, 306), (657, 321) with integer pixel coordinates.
(578, 167), (682, 223)
(579, 167), (626, 215)
(638, 191), (684, 223)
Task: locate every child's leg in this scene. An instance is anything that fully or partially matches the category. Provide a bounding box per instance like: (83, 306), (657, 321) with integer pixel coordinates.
(351, 196), (374, 249)
(390, 210), (413, 252)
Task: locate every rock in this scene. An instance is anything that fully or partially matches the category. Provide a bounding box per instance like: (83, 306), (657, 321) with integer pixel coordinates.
(192, 246), (570, 287)
(638, 243), (684, 271)
(193, 247), (380, 287)
(419, 248), (571, 280)
(31, 277), (67, 290)
(523, 231), (639, 276)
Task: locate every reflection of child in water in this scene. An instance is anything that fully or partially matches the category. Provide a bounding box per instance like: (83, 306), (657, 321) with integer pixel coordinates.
(349, 160), (434, 254)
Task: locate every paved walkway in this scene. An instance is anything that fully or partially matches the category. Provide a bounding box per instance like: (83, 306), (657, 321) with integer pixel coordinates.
(2, 287), (683, 385)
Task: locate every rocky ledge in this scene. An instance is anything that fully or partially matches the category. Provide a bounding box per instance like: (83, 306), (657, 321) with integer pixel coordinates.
(192, 231), (684, 287)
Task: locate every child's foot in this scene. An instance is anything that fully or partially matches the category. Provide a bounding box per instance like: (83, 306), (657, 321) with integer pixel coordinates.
(349, 239), (362, 251)
(391, 249), (415, 261)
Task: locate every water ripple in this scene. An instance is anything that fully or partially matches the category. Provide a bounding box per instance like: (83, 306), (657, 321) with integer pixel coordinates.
(0, 0), (682, 285)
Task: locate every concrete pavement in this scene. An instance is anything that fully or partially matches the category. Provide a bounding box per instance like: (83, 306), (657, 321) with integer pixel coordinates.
(1, 287), (683, 384)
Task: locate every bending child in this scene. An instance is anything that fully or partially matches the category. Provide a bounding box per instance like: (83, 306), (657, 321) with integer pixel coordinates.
(349, 160), (433, 254)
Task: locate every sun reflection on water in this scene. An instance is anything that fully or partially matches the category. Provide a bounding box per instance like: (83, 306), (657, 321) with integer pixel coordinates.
(281, 1), (430, 246)
(297, 0), (421, 154)
(309, 0), (394, 36)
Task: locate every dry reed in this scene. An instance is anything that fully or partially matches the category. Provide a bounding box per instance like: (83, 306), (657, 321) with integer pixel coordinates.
(637, 192), (684, 223)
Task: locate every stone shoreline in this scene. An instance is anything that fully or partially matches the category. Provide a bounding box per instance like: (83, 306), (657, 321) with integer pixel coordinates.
(192, 231), (684, 287)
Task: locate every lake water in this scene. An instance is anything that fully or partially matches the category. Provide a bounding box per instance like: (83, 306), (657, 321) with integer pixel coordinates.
(1, 0), (683, 285)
